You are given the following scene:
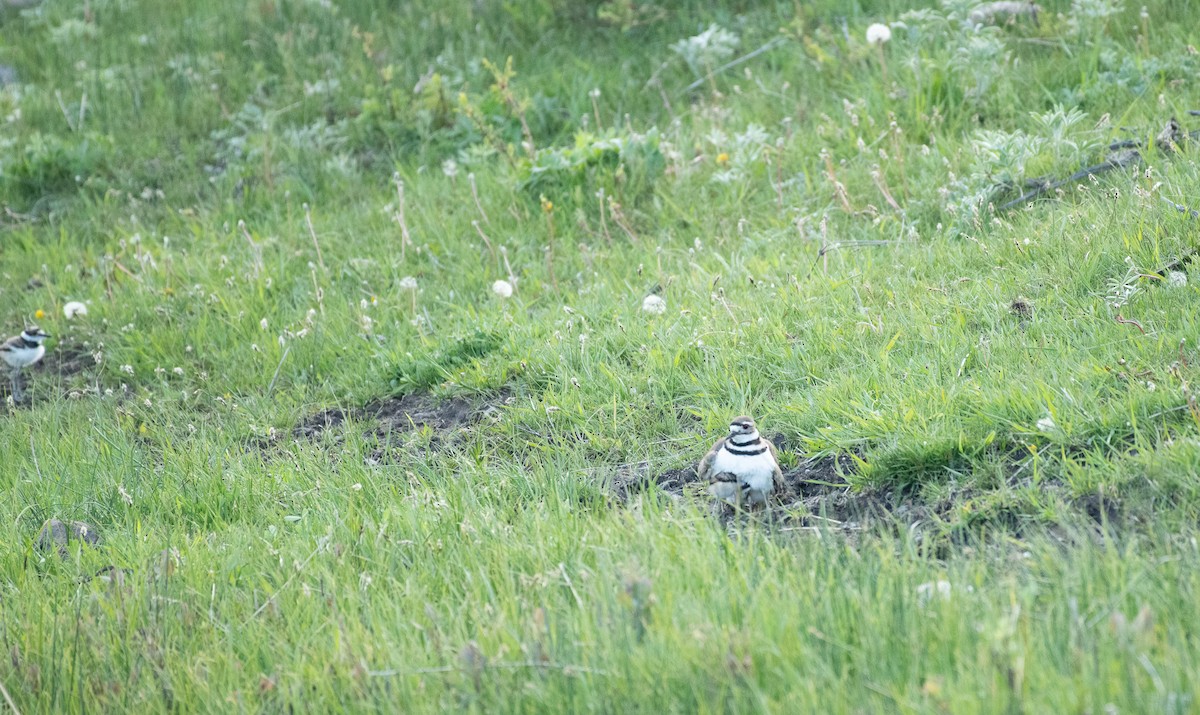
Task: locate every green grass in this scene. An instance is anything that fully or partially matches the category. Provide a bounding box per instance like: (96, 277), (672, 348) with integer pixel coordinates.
(3, 0), (1200, 710)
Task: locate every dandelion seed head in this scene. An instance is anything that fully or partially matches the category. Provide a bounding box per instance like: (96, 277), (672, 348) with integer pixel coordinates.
(491, 279), (513, 298)
(63, 301), (88, 319)
(866, 23), (892, 45)
(642, 294), (667, 315)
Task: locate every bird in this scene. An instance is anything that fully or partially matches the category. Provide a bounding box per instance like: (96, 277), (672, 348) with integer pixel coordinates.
(1, 325), (50, 402)
(697, 416), (784, 509)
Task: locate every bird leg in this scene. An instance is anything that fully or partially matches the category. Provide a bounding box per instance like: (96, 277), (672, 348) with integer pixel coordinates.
(9, 367), (23, 403)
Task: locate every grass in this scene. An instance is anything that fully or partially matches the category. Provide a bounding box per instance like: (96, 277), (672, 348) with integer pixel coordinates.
(2, 0), (1200, 710)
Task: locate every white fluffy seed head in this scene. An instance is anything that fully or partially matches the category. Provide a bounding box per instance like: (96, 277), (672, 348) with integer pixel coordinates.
(866, 22), (892, 45)
(63, 301), (88, 319)
(641, 294), (667, 315)
(491, 279), (513, 298)
(399, 276), (418, 290)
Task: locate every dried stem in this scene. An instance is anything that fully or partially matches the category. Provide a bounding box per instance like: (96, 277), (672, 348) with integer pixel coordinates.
(607, 197), (640, 244)
(468, 173), (491, 226)
(237, 220), (264, 277)
(543, 199), (560, 295)
(822, 151), (853, 212)
(870, 167), (902, 211)
(302, 203), (327, 272)
(472, 220), (498, 265)
(392, 173), (412, 263)
(596, 189), (613, 246)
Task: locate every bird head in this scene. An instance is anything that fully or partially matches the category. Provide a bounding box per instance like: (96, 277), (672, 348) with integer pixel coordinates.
(22, 325), (49, 342)
(727, 416), (757, 437)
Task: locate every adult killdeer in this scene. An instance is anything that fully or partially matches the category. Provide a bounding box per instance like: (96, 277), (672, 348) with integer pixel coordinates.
(1, 325), (49, 402)
(698, 416), (784, 508)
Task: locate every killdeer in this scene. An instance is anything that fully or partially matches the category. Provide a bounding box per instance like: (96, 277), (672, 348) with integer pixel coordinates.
(1, 325), (49, 402)
(698, 416), (784, 508)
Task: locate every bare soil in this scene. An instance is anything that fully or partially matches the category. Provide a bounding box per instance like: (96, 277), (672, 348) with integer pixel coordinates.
(292, 390), (512, 462)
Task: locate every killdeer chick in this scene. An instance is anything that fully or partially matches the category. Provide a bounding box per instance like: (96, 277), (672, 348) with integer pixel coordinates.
(698, 416), (783, 509)
(1, 325), (49, 402)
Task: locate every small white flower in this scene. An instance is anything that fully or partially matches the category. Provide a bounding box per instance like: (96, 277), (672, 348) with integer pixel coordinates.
(441, 159), (458, 179)
(121, 364), (134, 375)
(916, 580), (971, 605)
(1167, 271), (1187, 288)
(916, 581), (952, 603)
(491, 279), (513, 298)
(642, 294), (667, 315)
(63, 301), (88, 319)
(1036, 415), (1056, 433)
(399, 276), (418, 290)
(866, 22), (892, 45)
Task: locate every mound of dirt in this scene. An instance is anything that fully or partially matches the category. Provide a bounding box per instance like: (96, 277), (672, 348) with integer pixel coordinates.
(0, 340), (99, 406)
(293, 390), (511, 461)
(35, 341), (95, 379)
(614, 449), (933, 532)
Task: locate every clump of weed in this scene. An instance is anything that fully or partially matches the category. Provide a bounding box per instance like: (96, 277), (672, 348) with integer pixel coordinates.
(943, 105), (1102, 231)
(2, 131), (110, 205)
(391, 331), (503, 394)
(597, 0), (666, 31)
(518, 128), (664, 200)
(670, 23), (740, 80)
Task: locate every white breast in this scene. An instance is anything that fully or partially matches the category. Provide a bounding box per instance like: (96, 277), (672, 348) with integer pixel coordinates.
(2, 344), (44, 369)
(711, 445), (777, 494)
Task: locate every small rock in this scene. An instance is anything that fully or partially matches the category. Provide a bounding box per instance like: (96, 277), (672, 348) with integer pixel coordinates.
(36, 519), (100, 557)
(1156, 117), (1184, 153)
(1167, 271), (1187, 288)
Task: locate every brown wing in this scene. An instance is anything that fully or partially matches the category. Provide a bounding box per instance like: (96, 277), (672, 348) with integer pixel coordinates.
(697, 438), (730, 483)
(0, 335), (20, 352)
(765, 438), (785, 493)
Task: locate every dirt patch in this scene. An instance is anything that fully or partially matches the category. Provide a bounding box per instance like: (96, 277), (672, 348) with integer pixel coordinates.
(1074, 492), (1122, 525)
(292, 390), (511, 460)
(625, 449), (1040, 537)
(0, 340), (99, 405)
(35, 341), (96, 379)
(616, 451), (892, 526)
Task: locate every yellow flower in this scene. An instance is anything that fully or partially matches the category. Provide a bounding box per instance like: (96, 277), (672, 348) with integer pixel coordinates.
(540, 195), (554, 214)
(34, 309), (44, 320)
(716, 152), (730, 165)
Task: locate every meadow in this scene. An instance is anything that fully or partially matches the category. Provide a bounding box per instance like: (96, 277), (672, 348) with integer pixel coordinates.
(2, 0), (1200, 711)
